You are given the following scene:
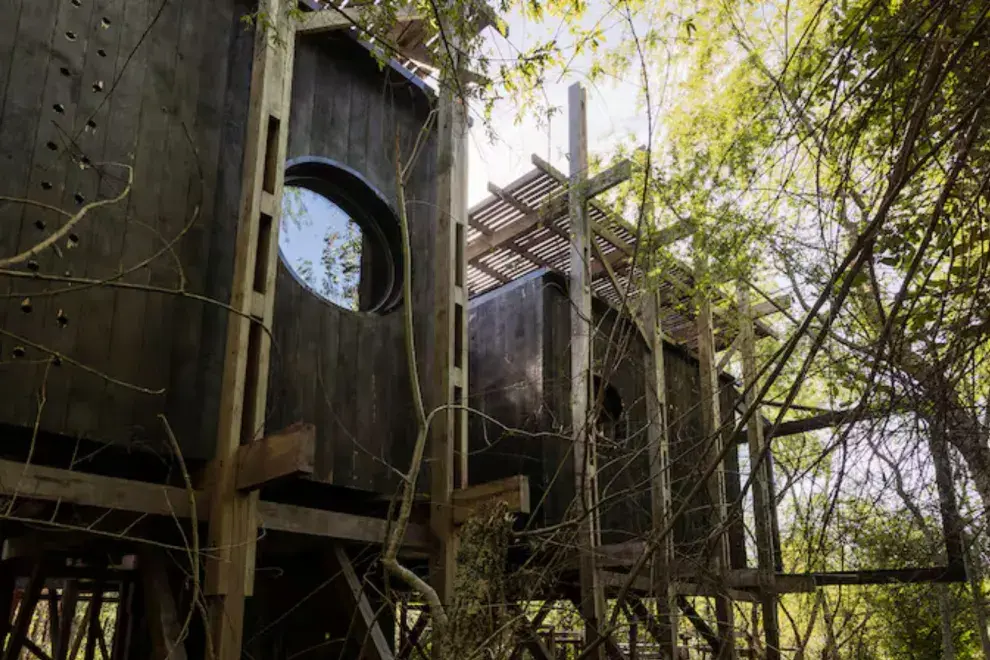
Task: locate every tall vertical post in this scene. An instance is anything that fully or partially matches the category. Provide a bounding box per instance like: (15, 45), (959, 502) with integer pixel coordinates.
(206, 2), (294, 658)
(430, 32), (470, 617)
(737, 282), (780, 660)
(568, 82), (606, 660)
(693, 245), (737, 660)
(643, 289), (680, 659)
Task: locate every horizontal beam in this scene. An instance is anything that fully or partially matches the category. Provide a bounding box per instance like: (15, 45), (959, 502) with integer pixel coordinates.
(452, 475), (530, 525)
(768, 407), (880, 437)
(236, 422), (315, 491)
(468, 161), (632, 263)
(296, 6), (424, 34)
(0, 458), (428, 551)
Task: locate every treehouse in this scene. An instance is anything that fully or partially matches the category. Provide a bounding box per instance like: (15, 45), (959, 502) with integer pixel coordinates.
(0, 1), (962, 659)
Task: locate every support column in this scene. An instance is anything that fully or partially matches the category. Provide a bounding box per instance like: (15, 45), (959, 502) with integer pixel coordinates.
(205, 2), (294, 658)
(430, 37), (470, 615)
(643, 290), (679, 659)
(737, 282), (780, 660)
(693, 247), (737, 660)
(568, 82), (606, 660)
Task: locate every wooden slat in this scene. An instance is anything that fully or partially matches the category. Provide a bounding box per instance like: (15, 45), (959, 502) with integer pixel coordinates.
(330, 545), (394, 660)
(235, 422), (316, 491)
(452, 475), (530, 525)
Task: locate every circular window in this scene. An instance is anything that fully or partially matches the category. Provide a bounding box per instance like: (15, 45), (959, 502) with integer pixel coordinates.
(278, 159), (402, 313)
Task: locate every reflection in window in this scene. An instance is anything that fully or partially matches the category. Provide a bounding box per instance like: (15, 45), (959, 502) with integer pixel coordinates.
(280, 185), (363, 311)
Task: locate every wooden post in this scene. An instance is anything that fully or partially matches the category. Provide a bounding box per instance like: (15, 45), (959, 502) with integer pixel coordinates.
(205, 1), (294, 658)
(430, 19), (470, 621)
(568, 82), (606, 660)
(693, 245), (737, 660)
(737, 282), (781, 660)
(643, 290), (680, 659)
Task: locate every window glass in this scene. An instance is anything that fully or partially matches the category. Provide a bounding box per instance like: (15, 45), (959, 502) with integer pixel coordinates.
(280, 185), (363, 311)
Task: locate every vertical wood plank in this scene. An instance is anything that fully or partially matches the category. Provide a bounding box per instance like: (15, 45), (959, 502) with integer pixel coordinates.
(430, 33), (470, 617)
(206, 2), (294, 658)
(737, 281), (780, 660)
(693, 245), (737, 660)
(642, 291), (679, 658)
(568, 82), (606, 660)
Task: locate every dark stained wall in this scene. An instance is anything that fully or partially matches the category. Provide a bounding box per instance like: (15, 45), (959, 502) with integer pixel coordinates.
(469, 271), (747, 564)
(264, 34), (437, 493)
(0, 0), (252, 461)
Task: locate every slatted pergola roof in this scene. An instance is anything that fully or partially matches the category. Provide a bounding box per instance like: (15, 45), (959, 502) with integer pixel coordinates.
(466, 155), (775, 350)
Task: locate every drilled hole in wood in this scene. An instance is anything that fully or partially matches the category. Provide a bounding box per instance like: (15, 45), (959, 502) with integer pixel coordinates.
(35, 219), (46, 230)
(68, 233), (80, 247)
(92, 80), (104, 92)
(101, 17), (111, 28)
(53, 103), (65, 114)
(52, 356), (62, 367)
(12, 347), (25, 359)
(65, 31), (77, 41)
(56, 309), (68, 328)
(46, 141), (58, 151)
(71, 0), (82, 5)
(60, 67), (71, 77)
(97, 49), (107, 57)
(40, 182), (52, 191)
(79, 155), (91, 169)
(85, 119), (97, 130)
(27, 260), (39, 272)
(73, 193), (85, 205)
(20, 298), (32, 314)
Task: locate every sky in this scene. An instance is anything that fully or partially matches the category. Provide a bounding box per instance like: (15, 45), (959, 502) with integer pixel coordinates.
(463, 5), (656, 206)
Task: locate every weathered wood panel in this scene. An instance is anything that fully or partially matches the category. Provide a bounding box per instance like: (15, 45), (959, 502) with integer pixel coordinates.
(468, 271), (747, 561)
(264, 34), (437, 493)
(0, 0), (250, 462)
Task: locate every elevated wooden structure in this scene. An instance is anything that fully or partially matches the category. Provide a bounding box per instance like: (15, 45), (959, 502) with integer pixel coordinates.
(0, 0), (969, 659)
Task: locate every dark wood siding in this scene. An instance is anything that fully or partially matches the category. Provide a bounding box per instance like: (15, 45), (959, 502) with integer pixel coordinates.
(264, 34), (437, 493)
(468, 271), (747, 562)
(0, 0), (250, 461)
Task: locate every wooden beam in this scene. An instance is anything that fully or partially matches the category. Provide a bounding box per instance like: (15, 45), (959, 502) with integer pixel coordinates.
(235, 422), (315, 491)
(568, 82), (606, 660)
(0, 458), (429, 550)
(468, 159), (632, 263)
(452, 475), (530, 525)
(738, 282), (781, 660)
(430, 14), (471, 622)
(694, 244), (738, 660)
(642, 287), (679, 659)
(330, 546), (394, 660)
(141, 551), (187, 660)
(3, 561), (43, 660)
(206, 0), (294, 656)
(676, 595), (721, 656)
(296, 6), (425, 35)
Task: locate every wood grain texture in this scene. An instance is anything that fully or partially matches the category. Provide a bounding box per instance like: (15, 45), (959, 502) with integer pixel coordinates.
(235, 422), (316, 491)
(0, 0), (249, 463)
(265, 33), (437, 493)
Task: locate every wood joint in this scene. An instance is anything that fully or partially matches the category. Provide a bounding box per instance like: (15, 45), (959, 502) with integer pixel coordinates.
(235, 422), (316, 491)
(452, 475), (530, 525)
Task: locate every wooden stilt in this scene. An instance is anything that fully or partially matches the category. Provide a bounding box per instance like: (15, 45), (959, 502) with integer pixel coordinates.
(643, 289), (680, 659)
(329, 545), (394, 660)
(3, 562), (43, 660)
(737, 282), (780, 660)
(693, 245), (737, 660)
(430, 12), (471, 633)
(567, 81), (606, 660)
(55, 581), (78, 660)
(205, 1), (294, 658)
(84, 577), (105, 660)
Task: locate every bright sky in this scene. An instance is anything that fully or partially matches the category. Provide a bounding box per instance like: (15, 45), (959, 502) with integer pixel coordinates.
(464, 6), (657, 206)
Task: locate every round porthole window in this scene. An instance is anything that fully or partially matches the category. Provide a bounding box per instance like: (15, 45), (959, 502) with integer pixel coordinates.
(278, 159), (403, 313)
